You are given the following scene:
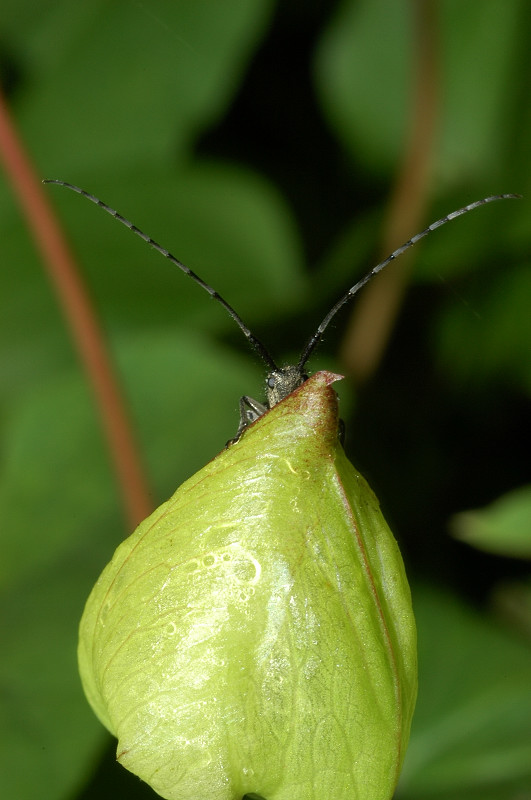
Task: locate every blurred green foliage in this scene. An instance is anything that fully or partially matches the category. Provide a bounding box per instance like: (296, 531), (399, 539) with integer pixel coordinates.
(452, 486), (531, 560)
(1, 1), (530, 799)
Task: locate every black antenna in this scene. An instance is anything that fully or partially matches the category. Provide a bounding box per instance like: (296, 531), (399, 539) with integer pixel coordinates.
(44, 180), (520, 389)
(42, 179), (279, 372)
(297, 193), (521, 371)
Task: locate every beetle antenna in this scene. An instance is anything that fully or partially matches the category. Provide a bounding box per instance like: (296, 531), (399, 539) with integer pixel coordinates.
(297, 193), (521, 371)
(43, 179), (279, 372)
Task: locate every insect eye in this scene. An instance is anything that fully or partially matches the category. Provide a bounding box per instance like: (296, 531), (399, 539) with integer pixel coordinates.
(267, 376), (276, 388)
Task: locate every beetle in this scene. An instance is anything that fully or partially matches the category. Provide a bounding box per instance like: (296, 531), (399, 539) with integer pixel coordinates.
(45, 180), (518, 800)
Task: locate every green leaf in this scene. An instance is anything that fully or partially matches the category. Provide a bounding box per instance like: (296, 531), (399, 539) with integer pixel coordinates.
(3, 0), (274, 173)
(0, 332), (263, 800)
(315, 0), (412, 175)
(451, 485), (531, 559)
(315, 0), (523, 183)
(0, 565), (106, 800)
(398, 585), (531, 800)
(79, 373), (417, 800)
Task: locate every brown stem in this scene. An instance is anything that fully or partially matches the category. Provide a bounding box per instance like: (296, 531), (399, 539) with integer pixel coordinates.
(340, 0), (440, 383)
(0, 87), (153, 531)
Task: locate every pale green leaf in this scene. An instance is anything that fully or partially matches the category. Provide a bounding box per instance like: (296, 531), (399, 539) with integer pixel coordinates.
(79, 373), (416, 800)
(0, 333), (262, 800)
(451, 485), (531, 559)
(2, 0), (275, 173)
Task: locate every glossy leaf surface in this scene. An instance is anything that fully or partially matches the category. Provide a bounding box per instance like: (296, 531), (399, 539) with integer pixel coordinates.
(79, 372), (417, 800)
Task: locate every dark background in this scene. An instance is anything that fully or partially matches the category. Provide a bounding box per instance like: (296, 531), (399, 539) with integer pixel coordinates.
(1, 2), (530, 799)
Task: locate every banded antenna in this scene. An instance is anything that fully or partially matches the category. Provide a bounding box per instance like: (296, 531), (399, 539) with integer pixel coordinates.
(42, 179), (277, 372)
(298, 192), (521, 371)
(44, 179), (520, 397)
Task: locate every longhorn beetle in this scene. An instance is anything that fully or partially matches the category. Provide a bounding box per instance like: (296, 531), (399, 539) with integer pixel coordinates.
(54, 178), (518, 800)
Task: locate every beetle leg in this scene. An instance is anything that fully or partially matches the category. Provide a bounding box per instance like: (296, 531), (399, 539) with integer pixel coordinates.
(227, 396), (268, 445)
(240, 395), (267, 425)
